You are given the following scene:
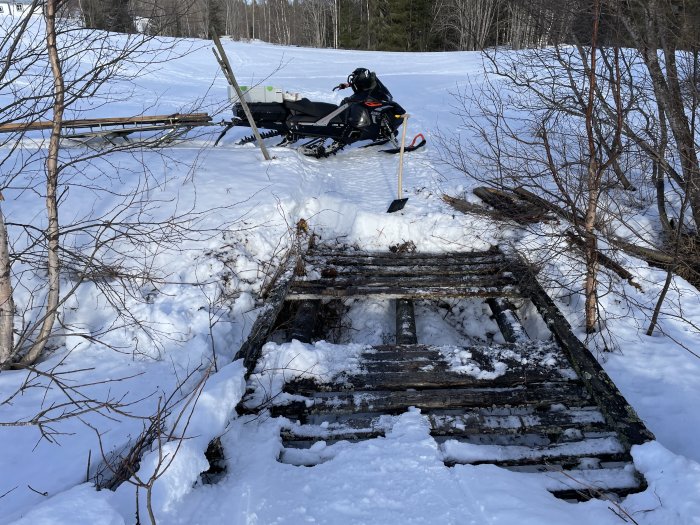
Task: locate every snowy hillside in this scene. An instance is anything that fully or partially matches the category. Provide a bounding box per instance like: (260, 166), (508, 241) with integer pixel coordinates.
(1, 27), (700, 525)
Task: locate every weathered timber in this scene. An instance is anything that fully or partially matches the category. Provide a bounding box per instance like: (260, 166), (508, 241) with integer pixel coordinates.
(441, 435), (625, 465)
(294, 274), (516, 288)
(486, 298), (530, 344)
(281, 407), (608, 444)
(517, 264), (655, 447)
(473, 187), (552, 224)
(307, 246), (502, 260)
(289, 300), (321, 343)
(285, 430), (617, 450)
(306, 253), (507, 264)
(513, 186), (586, 226)
(446, 451), (632, 469)
(506, 465), (642, 498)
(365, 341), (550, 356)
(285, 367), (574, 394)
(286, 286), (519, 301)
(234, 238), (310, 376)
(311, 262), (507, 278)
(271, 382), (592, 418)
(289, 273), (518, 298)
(395, 299), (417, 344)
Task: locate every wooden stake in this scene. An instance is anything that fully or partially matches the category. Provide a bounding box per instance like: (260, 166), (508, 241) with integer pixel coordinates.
(211, 32), (271, 161)
(397, 113), (409, 199)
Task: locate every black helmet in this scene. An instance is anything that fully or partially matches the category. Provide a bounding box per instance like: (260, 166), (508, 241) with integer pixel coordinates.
(349, 68), (375, 91)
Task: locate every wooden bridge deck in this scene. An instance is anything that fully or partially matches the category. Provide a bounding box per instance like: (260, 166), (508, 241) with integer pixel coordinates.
(235, 245), (653, 501)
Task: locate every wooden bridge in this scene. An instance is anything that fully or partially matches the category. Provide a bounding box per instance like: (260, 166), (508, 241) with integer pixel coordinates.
(233, 244), (653, 501)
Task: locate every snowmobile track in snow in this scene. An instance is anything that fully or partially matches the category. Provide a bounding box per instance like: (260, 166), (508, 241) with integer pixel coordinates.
(236, 245), (654, 502)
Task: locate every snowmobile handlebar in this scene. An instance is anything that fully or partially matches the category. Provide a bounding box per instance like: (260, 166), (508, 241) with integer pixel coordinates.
(332, 83), (349, 91)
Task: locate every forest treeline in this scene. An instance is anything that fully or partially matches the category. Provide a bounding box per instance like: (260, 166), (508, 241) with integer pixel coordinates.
(70, 0), (699, 52)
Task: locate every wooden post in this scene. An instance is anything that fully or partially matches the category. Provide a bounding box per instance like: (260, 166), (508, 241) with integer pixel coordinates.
(211, 32), (271, 161)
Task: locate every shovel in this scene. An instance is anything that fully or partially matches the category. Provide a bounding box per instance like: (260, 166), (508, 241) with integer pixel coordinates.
(387, 113), (410, 213)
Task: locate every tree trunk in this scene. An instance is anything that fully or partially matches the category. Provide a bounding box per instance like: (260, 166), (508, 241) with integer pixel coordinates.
(21, 0), (62, 366)
(0, 203), (14, 369)
(584, 0), (601, 334)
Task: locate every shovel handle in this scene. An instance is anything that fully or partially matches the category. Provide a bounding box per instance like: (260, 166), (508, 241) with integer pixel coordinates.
(397, 114), (410, 199)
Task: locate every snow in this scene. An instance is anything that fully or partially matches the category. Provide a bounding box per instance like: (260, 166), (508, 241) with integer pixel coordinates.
(0, 25), (699, 525)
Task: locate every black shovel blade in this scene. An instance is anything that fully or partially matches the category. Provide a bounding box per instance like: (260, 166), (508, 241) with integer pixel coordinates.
(387, 198), (408, 213)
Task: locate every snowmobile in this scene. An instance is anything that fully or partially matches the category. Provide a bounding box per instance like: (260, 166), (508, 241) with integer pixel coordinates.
(220, 84), (425, 158)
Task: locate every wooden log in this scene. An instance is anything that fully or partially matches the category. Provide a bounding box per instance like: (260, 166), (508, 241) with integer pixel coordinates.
(288, 300), (321, 343)
(486, 298), (530, 343)
(512, 188), (698, 283)
(395, 299), (417, 345)
(234, 236), (310, 376)
(517, 263), (655, 447)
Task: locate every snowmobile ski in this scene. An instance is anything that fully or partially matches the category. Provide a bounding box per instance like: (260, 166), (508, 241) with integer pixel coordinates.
(381, 133), (426, 154)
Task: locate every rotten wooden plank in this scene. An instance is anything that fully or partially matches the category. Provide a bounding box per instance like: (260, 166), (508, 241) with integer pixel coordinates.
(311, 262), (508, 278)
(293, 274), (517, 289)
(286, 367), (575, 393)
(271, 382), (592, 417)
(307, 247), (502, 260)
(286, 286), (520, 301)
(281, 407), (609, 444)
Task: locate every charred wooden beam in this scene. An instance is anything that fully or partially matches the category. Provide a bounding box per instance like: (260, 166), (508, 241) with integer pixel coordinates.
(395, 299), (417, 345)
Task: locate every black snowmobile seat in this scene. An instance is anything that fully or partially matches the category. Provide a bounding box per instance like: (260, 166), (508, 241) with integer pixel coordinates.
(285, 98), (338, 118)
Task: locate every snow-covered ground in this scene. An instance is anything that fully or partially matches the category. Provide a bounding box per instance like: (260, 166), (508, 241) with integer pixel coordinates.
(1, 26), (700, 525)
